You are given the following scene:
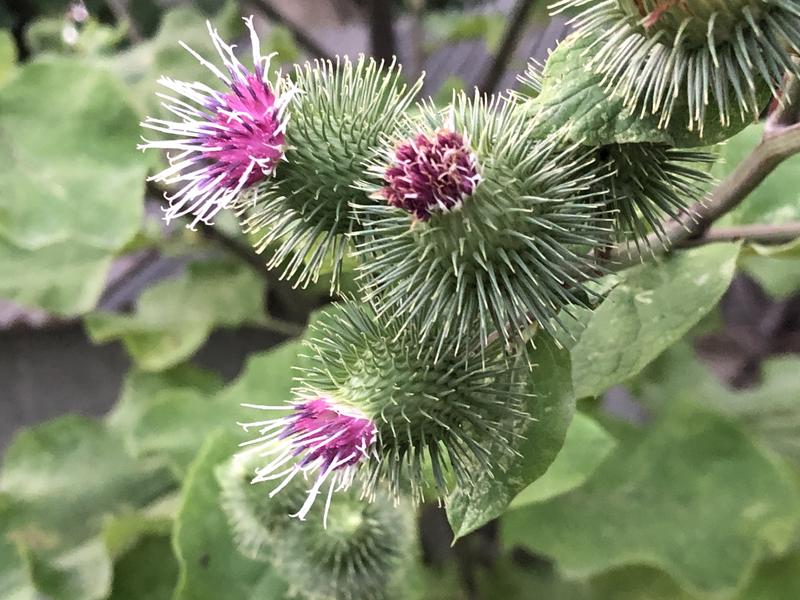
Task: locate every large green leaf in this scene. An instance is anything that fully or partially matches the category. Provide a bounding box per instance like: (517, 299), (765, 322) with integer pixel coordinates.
(571, 243), (740, 399)
(115, 341), (301, 476)
(0, 417), (174, 600)
(638, 346), (800, 467)
(509, 412), (616, 508)
(712, 124), (800, 226)
(0, 56), (146, 315)
(501, 403), (800, 597)
(0, 56), (144, 252)
(173, 431), (289, 600)
(86, 260), (267, 371)
(737, 550), (800, 600)
(447, 333), (575, 539)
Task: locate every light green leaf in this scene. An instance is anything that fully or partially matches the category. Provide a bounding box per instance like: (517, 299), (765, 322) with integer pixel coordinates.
(0, 30), (16, 87)
(86, 260), (266, 371)
(173, 431), (289, 600)
(0, 417), (174, 600)
(639, 346), (800, 466)
(0, 239), (113, 316)
(107, 364), (224, 440)
(740, 239), (800, 298)
(0, 56), (145, 251)
(509, 412), (616, 508)
(713, 124), (800, 226)
(447, 333), (575, 540)
(589, 566), (696, 600)
(0, 55), (146, 315)
(571, 243), (740, 399)
(501, 403), (800, 597)
(0, 498), (36, 600)
(122, 341), (302, 476)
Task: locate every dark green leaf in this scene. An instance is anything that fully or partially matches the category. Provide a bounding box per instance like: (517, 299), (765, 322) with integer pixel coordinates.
(447, 333), (575, 539)
(501, 403), (800, 597)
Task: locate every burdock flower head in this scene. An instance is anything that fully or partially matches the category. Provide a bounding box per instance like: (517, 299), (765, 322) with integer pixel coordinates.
(238, 396), (377, 525)
(379, 121), (481, 221)
(138, 16), (291, 229)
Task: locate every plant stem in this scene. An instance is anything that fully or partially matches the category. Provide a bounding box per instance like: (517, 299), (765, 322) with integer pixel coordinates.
(607, 75), (800, 265)
(675, 222), (800, 248)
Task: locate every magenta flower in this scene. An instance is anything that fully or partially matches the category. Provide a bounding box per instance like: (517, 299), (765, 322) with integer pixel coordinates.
(378, 126), (481, 221)
(238, 397), (377, 525)
(138, 17), (291, 229)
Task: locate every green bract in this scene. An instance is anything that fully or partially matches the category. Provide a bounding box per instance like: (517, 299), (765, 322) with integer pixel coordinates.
(218, 455), (416, 600)
(554, 0), (794, 135)
(354, 92), (611, 350)
(298, 302), (530, 502)
(239, 56), (423, 292)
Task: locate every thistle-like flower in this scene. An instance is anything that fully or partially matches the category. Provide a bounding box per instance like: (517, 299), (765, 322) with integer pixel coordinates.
(239, 302), (530, 510)
(356, 93), (611, 350)
(138, 17), (291, 229)
(379, 126), (481, 220)
(553, 0), (799, 134)
(238, 396), (376, 524)
(238, 56), (424, 292)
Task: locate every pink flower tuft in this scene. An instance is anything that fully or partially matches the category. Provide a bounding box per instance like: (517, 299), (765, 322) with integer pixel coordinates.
(138, 17), (291, 229)
(238, 397), (377, 526)
(380, 128), (481, 221)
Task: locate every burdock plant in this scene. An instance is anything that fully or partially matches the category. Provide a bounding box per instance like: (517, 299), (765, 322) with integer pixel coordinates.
(130, 8), (800, 598)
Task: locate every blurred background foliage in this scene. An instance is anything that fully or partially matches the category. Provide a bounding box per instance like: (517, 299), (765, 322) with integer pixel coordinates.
(0, 1), (799, 599)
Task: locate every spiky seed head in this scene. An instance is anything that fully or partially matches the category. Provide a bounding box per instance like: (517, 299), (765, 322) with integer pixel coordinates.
(218, 455), (416, 600)
(552, 0), (798, 134)
(237, 56), (424, 292)
(598, 143), (715, 246)
(138, 17), (291, 229)
(378, 127), (481, 221)
(513, 59), (545, 100)
(354, 92), (611, 351)
(294, 302), (531, 503)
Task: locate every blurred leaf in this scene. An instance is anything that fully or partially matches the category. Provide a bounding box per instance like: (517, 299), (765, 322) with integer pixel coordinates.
(173, 431), (289, 600)
(424, 12), (505, 52)
(476, 556), (587, 600)
(0, 56), (146, 315)
(86, 260), (266, 371)
(571, 243), (740, 398)
(501, 403), (800, 597)
(0, 499), (36, 600)
(639, 346), (800, 466)
(121, 341), (302, 476)
(108, 535), (178, 600)
(589, 566), (696, 600)
(740, 239), (800, 298)
(509, 413), (616, 508)
(111, 3), (241, 117)
(0, 417), (174, 600)
(737, 550), (800, 600)
(433, 75), (466, 106)
(0, 30), (16, 86)
(107, 364), (224, 440)
(713, 124), (800, 226)
(0, 239), (113, 315)
(447, 333), (575, 540)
